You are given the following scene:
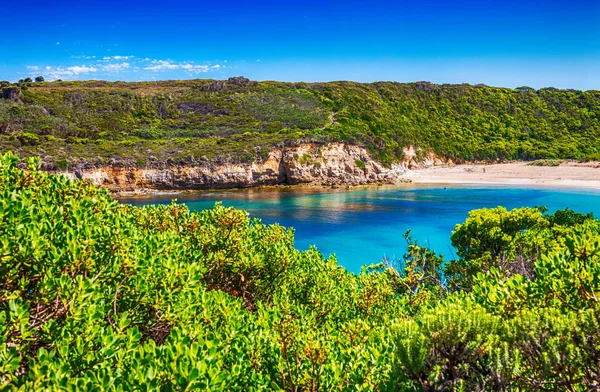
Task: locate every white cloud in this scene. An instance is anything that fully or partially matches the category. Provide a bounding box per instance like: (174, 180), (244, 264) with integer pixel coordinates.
(189, 65), (210, 73)
(69, 65), (98, 73)
(144, 59), (223, 74)
(56, 42), (60, 45)
(102, 62), (130, 72)
(43, 65), (98, 80)
(23, 56), (224, 80)
(103, 55), (134, 61)
(144, 60), (179, 71)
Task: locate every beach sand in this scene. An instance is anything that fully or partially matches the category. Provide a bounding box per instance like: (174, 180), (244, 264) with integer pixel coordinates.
(403, 162), (600, 190)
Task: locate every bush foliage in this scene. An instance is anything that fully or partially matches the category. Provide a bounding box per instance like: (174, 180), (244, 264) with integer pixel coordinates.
(1, 152), (600, 390)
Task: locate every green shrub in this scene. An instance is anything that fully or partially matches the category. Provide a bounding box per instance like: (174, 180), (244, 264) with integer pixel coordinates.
(1, 152), (599, 390)
(0, 153), (401, 389)
(56, 158), (68, 170)
(298, 153), (313, 165)
(65, 136), (90, 144)
(119, 139), (138, 147)
(132, 128), (164, 140)
(526, 159), (565, 166)
(394, 298), (508, 390)
(17, 132), (40, 146)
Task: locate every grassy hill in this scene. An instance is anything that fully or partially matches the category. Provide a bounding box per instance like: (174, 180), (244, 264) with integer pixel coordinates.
(1, 78), (600, 169)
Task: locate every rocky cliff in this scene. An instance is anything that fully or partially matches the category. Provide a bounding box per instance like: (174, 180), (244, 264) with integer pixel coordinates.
(58, 143), (447, 193)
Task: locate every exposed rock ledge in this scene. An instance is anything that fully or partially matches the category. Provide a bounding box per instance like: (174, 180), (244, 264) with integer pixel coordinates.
(58, 143), (448, 193)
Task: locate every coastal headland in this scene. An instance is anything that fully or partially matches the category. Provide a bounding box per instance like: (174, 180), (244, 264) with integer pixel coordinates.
(2, 79), (600, 192)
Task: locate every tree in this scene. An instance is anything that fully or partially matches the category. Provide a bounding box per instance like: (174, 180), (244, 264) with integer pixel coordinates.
(445, 207), (548, 290)
(23, 77), (32, 83)
(35, 76), (45, 82)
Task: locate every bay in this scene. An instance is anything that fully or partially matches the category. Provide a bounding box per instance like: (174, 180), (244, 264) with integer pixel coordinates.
(120, 185), (600, 273)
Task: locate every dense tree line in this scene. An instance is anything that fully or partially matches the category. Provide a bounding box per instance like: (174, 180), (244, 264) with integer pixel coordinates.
(0, 79), (599, 168)
(1, 153), (599, 390)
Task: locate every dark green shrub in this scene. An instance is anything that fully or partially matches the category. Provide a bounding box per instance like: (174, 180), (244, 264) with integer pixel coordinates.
(56, 159), (68, 170)
(132, 128), (164, 140)
(17, 132), (40, 146)
(65, 136), (89, 144)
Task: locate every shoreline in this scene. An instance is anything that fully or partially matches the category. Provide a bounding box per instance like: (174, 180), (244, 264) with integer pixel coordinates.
(114, 161), (600, 198)
(113, 182), (395, 198)
(401, 162), (600, 190)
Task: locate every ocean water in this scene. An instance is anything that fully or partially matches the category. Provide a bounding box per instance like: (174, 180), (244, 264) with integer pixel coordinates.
(120, 185), (600, 273)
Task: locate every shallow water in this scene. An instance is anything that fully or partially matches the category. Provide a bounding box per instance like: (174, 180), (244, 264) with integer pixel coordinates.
(120, 185), (600, 273)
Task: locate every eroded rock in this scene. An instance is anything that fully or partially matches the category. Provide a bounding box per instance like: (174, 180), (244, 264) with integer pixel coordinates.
(56, 143), (449, 193)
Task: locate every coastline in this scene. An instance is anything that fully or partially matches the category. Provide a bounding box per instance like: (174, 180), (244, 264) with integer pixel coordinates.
(401, 162), (600, 190)
(113, 161), (600, 198)
(113, 182), (394, 198)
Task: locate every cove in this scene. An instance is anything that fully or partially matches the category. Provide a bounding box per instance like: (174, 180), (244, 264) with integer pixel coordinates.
(120, 185), (600, 273)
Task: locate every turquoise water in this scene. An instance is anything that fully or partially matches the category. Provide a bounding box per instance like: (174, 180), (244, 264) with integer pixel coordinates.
(121, 185), (600, 273)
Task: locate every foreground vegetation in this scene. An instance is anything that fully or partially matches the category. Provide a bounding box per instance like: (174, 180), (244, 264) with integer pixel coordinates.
(1, 152), (599, 390)
(1, 79), (600, 169)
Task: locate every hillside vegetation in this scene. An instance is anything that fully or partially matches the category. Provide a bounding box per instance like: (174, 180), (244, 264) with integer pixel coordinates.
(1, 78), (600, 169)
(1, 152), (600, 390)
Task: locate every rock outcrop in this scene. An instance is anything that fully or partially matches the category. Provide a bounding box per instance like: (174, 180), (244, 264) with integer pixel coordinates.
(202, 76), (258, 92)
(57, 143), (447, 193)
(398, 145), (449, 169)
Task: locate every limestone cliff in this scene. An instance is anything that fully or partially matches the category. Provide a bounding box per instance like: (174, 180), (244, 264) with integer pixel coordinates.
(57, 143), (447, 193)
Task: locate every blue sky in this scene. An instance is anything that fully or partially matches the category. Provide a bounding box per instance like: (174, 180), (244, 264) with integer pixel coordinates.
(1, 0), (599, 89)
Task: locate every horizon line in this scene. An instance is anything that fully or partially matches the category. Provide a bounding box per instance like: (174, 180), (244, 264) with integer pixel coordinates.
(5, 77), (598, 93)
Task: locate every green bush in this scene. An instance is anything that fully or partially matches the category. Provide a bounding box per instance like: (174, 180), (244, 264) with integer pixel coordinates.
(1, 153), (599, 390)
(394, 298), (508, 390)
(56, 158), (68, 170)
(526, 159), (564, 166)
(132, 128), (164, 140)
(17, 132), (40, 146)
(298, 153), (312, 165)
(0, 153), (403, 390)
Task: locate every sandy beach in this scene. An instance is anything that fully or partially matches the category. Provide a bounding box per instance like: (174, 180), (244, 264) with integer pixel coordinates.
(402, 162), (600, 190)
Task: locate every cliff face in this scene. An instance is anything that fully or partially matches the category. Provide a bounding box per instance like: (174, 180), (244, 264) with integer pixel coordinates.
(59, 143), (446, 192)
